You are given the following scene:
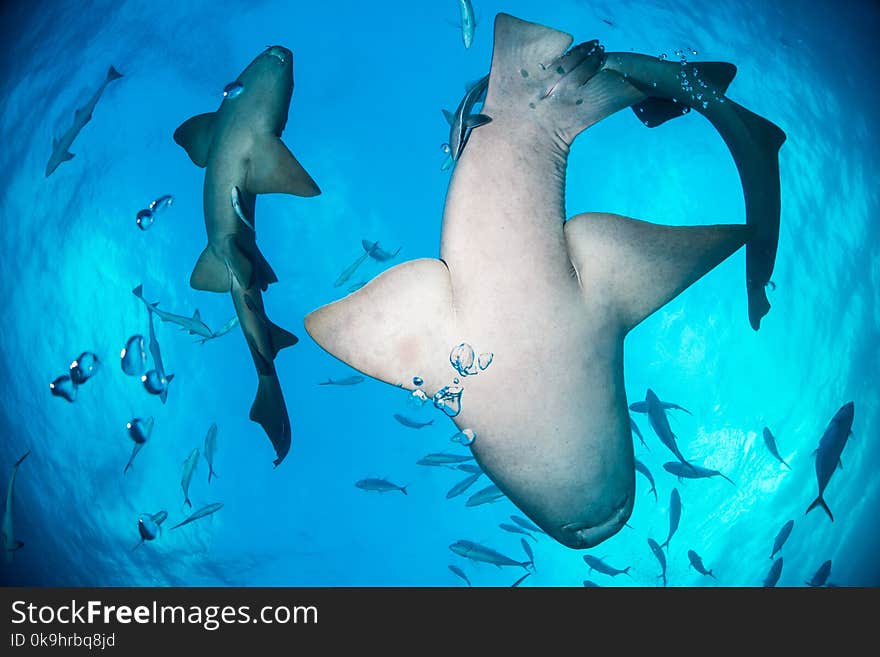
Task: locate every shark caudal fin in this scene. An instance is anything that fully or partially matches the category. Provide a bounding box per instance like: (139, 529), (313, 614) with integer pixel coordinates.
(564, 212), (750, 332)
(173, 112), (217, 168)
(486, 14), (645, 141)
(245, 134), (320, 197)
(249, 373), (292, 466)
(304, 258), (456, 391)
(602, 52), (786, 330)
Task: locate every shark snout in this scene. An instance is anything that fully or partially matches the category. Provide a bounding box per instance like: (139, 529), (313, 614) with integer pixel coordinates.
(559, 493), (632, 549)
(264, 45), (292, 65)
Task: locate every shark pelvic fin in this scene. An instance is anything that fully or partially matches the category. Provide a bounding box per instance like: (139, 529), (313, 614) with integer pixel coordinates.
(190, 246), (232, 292)
(305, 258), (455, 388)
(564, 212), (750, 332)
(173, 112), (217, 168)
(245, 135), (320, 197)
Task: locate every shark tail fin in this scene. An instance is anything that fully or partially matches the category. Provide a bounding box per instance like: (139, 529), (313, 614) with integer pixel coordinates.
(806, 495), (834, 522)
(249, 374), (292, 467)
(107, 66), (123, 82)
(565, 213), (750, 331)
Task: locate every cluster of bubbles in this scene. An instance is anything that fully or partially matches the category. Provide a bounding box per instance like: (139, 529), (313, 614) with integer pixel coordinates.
(657, 47), (726, 111)
(49, 352), (100, 403)
(135, 194), (174, 231)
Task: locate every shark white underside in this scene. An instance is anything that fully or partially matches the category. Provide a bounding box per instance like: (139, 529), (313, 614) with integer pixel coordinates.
(305, 14), (784, 548)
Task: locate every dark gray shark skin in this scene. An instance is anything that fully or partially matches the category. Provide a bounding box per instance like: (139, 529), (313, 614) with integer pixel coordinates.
(46, 66), (123, 177)
(173, 45), (317, 467)
(442, 74), (491, 161)
(770, 519), (794, 559)
(660, 487), (682, 551)
(2, 451), (29, 563)
(806, 402), (855, 521)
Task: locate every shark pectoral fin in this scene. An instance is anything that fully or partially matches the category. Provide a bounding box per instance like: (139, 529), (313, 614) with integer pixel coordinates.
(631, 97), (691, 127)
(304, 258), (455, 388)
(464, 113), (492, 129)
(245, 135), (320, 197)
(173, 112), (217, 168)
(249, 373), (292, 466)
(565, 212), (750, 332)
(191, 246), (232, 292)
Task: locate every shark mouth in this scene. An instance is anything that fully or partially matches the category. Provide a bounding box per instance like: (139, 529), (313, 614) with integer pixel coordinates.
(264, 46), (290, 65)
(541, 40), (606, 100)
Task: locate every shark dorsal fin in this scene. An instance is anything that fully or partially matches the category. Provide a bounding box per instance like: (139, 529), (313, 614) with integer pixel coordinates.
(442, 109), (455, 125)
(193, 309), (201, 321)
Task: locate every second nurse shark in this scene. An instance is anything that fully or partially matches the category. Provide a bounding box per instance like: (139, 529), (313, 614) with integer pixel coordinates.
(174, 45), (319, 466)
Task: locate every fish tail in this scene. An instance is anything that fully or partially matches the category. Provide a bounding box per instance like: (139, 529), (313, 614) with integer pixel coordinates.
(806, 495), (833, 521)
(721, 473), (736, 486)
(660, 539), (669, 552)
(781, 459), (791, 470)
(107, 65), (124, 81)
(399, 486), (408, 496)
(131, 540), (143, 552)
(123, 462), (132, 475)
(623, 567), (632, 577)
(208, 468), (217, 484)
(650, 486), (657, 501)
(15, 450), (30, 467)
(185, 497), (192, 509)
(709, 570), (716, 579)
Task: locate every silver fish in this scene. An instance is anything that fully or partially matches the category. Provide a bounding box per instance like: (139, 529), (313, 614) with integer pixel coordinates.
(181, 448), (199, 508)
(648, 538), (667, 586)
(171, 502), (223, 530)
(448, 564), (471, 586)
(634, 458), (658, 501)
(355, 478), (407, 495)
(204, 423), (218, 484)
(762, 427), (790, 469)
(663, 461), (735, 485)
(763, 557), (783, 587)
(447, 472), (482, 499)
(583, 554), (631, 577)
(449, 540), (532, 569)
(806, 402), (854, 521)
(465, 484), (504, 507)
(394, 414), (434, 429)
(770, 520), (794, 559)
(319, 376), (365, 386)
(659, 487), (682, 551)
(687, 549), (715, 578)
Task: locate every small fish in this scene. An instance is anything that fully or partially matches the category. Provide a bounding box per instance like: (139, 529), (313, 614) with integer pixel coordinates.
(449, 540), (532, 570)
(648, 538), (667, 587)
(223, 80), (244, 99)
(170, 502), (224, 530)
(126, 417), (154, 445)
(231, 186), (254, 231)
(521, 539), (535, 570)
(319, 376), (365, 386)
(133, 510), (168, 550)
(361, 240), (401, 262)
(763, 557), (784, 587)
(204, 423), (218, 484)
(442, 75), (491, 163)
(663, 461), (735, 485)
(630, 397), (691, 415)
(417, 452), (475, 466)
(347, 281), (367, 293)
(180, 448), (199, 508)
(448, 564), (471, 586)
(2, 451), (29, 563)
(511, 572), (531, 587)
(583, 580), (601, 587)
(645, 390), (695, 470)
(806, 402), (855, 521)
(630, 414), (649, 450)
(499, 523), (535, 541)
(120, 335), (147, 375)
(355, 478), (407, 495)
(198, 316), (240, 344)
(687, 549), (715, 578)
(447, 472), (482, 499)
(659, 488), (682, 551)
(583, 554), (631, 577)
(510, 515), (546, 535)
(456, 0), (476, 49)
(634, 458), (658, 501)
(457, 464), (482, 474)
(123, 443), (144, 475)
(762, 427), (790, 469)
(602, 18), (615, 27)
(770, 520), (794, 559)
(806, 560), (832, 587)
(334, 241), (378, 287)
(133, 284), (213, 340)
(69, 352), (100, 385)
(394, 414), (434, 429)
(49, 375), (77, 402)
(141, 298), (174, 404)
(465, 484), (504, 507)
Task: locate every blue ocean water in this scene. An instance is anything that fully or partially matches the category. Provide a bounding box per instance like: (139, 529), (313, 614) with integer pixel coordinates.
(0, 0), (877, 587)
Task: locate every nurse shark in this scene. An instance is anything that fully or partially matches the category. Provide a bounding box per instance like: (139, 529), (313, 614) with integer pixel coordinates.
(305, 14), (785, 547)
(173, 45), (318, 465)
